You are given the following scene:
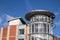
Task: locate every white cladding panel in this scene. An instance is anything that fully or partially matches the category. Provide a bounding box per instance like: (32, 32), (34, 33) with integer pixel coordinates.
(9, 19), (22, 25)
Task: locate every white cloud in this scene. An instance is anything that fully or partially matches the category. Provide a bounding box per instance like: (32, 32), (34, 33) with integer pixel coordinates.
(55, 19), (60, 26)
(25, 0), (32, 11)
(54, 12), (60, 26)
(6, 14), (15, 21)
(3, 22), (8, 27)
(0, 17), (2, 24)
(1, 14), (15, 27)
(54, 12), (60, 16)
(53, 19), (60, 37)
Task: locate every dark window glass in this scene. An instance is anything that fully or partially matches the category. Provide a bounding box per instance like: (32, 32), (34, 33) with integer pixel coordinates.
(43, 23), (46, 33)
(29, 25), (31, 33)
(32, 24), (34, 33)
(18, 39), (24, 40)
(44, 39), (46, 40)
(44, 16), (47, 22)
(32, 36), (34, 40)
(39, 38), (43, 40)
(47, 24), (49, 33)
(19, 29), (24, 34)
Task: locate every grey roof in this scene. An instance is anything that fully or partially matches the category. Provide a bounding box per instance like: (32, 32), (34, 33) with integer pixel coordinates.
(25, 10), (55, 21)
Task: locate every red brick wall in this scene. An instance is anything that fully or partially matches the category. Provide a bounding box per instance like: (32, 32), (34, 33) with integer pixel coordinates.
(9, 37), (16, 40)
(9, 25), (17, 40)
(2, 27), (8, 40)
(53, 37), (57, 40)
(2, 38), (7, 40)
(53, 36), (60, 40)
(9, 25), (17, 36)
(1, 25), (17, 40)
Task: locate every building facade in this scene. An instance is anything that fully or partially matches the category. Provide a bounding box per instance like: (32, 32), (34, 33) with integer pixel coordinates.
(0, 10), (60, 40)
(0, 18), (29, 40)
(25, 10), (60, 40)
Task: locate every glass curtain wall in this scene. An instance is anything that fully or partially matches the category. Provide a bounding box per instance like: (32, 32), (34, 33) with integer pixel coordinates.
(29, 23), (52, 34)
(29, 15), (53, 40)
(29, 15), (53, 34)
(29, 34), (52, 40)
(30, 15), (53, 23)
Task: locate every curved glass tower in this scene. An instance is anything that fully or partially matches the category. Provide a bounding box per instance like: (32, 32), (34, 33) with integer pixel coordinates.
(25, 10), (55, 40)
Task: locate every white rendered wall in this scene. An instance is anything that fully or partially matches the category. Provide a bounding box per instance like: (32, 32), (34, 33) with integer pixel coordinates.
(9, 19), (22, 25)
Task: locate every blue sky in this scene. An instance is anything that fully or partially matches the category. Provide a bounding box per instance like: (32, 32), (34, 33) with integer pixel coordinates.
(0, 0), (60, 37)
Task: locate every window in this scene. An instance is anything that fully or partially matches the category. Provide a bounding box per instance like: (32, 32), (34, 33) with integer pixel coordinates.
(31, 36), (34, 40)
(19, 29), (24, 34)
(42, 16), (45, 21)
(29, 25), (31, 33)
(35, 16), (39, 21)
(46, 24), (49, 33)
(44, 39), (46, 40)
(50, 18), (52, 22)
(38, 23), (42, 33)
(49, 24), (52, 34)
(32, 24), (34, 33)
(39, 16), (42, 21)
(38, 23), (45, 33)
(43, 23), (46, 33)
(18, 39), (24, 40)
(35, 23), (38, 33)
(47, 16), (50, 22)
